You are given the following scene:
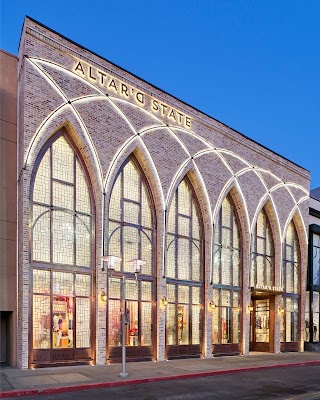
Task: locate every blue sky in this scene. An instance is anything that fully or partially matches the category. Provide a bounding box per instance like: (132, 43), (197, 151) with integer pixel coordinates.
(1, 1), (319, 188)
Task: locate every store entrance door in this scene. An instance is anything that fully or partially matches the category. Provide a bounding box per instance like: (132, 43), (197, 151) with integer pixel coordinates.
(250, 297), (274, 352)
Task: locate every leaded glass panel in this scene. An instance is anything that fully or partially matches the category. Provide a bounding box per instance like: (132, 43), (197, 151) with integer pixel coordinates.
(53, 271), (74, 295)
(283, 221), (299, 294)
(76, 215), (91, 268)
(33, 295), (50, 349)
(52, 136), (74, 183)
(123, 161), (140, 202)
(76, 298), (91, 348)
(75, 274), (91, 297)
(166, 303), (177, 345)
(109, 175), (122, 221)
(53, 181), (73, 210)
(124, 201), (140, 225)
(33, 269), (50, 293)
(76, 160), (91, 214)
(178, 180), (191, 216)
(33, 150), (51, 205)
(32, 206), (50, 262)
(141, 281), (152, 301)
(251, 208), (274, 287)
(192, 305), (201, 344)
(141, 185), (152, 228)
(108, 299), (121, 346)
(52, 211), (74, 265)
(141, 302), (152, 346)
(32, 134), (93, 269)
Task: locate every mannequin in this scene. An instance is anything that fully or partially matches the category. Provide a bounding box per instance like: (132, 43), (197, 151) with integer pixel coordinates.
(53, 315), (62, 347)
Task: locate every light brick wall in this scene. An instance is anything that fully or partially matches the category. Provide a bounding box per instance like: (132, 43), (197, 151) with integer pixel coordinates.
(17, 17), (310, 368)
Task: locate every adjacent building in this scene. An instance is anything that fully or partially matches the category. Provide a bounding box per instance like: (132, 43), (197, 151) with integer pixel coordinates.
(305, 188), (320, 351)
(0, 17), (313, 368)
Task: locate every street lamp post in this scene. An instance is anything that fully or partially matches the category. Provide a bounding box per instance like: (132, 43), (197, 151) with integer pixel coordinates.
(101, 255), (145, 378)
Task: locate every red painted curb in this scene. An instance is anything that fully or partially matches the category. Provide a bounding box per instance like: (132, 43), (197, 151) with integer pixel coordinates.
(1, 360), (320, 398)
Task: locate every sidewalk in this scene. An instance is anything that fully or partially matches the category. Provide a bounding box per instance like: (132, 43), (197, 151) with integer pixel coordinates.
(1, 352), (320, 398)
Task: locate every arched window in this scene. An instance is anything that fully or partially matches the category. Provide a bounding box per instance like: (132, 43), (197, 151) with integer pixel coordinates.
(212, 195), (241, 347)
(107, 157), (155, 361)
(31, 133), (94, 364)
(281, 220), (299, 343)
(165, 177), (203, 357)
(251, 208), (274, 287)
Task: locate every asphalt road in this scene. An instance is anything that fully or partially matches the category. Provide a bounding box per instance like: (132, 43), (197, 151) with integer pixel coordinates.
(6, 365), (320, 400)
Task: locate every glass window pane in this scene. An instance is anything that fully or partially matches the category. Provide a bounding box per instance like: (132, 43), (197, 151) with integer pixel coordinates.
(233, 307), (240, 343)
(76, 297), (91, 348)
(52, 136), (74, 183)
(126, 279), (138, 300)
(33, 149), (51, 205)
(167, 284), (176, 302)
(166, 303), (176, 345)
(141, 230), (152, 276)
(53, 271), (74, 295)
(76, 215), (91, 267)
(52, 211), (74, 265)
(192, 304), (200, 344)
(192, 204), (200, 239)
(141, 281), (152, 301)
(124, 201), (140, 225)
(141, 185), (152, 228)
(123, 161), (140, 202)
(53, 181), (74, 210)
(32, 205), (50, 262)
(178, 215), (190, 237)
(166, 236), (176, 278)
(177, 238), (190, 280)
(75, 274), (91, 297)
(109, 277), (121, 299)
(33, 269), (50, 293)
(127, 301), (138, 346)
(212, 306), (219, 343)
(123, 226), (139, 272)
(178, 180), (191, 216)
(108, 222), (121, 271)
(52, 296), (74, 348)
(109, 174), (122, 221)
(192, 286), (200, 305)
(192, 242), (200, 281)
(222, 197), (232, 228)
(305, 292), (310, 342)
(178, 304), (189, 344)
(33, 295), (50, 349)
(178, 285), (189, 304)
(76, 160), (91, 214)
(167, 194), (176, 234)
(141, 302), (152, 346)
(108, 299), (121, 346)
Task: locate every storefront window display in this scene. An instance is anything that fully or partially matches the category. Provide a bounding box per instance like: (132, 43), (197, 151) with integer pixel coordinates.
(212, 196), (241, 345)
(31, 133), (93, 361)
(108, 157), (155, 351)
(166, 177), (203, 350)
(251, 208), (274, 287)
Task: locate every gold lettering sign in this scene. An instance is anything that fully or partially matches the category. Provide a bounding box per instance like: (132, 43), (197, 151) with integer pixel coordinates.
(74, 61), (192, 129)
(254, 285), (283, 292)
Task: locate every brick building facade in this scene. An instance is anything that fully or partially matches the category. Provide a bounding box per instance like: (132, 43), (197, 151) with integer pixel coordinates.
(4, 17), (311, 368)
